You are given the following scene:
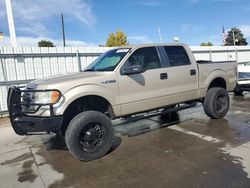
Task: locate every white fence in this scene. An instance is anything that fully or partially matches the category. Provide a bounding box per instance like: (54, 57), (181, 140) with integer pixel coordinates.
(1, 45), (250, 113)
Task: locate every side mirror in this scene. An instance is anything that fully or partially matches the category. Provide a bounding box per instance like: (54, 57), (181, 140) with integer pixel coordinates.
(121, 65), (144, 75)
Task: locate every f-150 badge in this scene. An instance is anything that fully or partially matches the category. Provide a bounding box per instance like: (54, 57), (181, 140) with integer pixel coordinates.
(101, 80), (116, 84)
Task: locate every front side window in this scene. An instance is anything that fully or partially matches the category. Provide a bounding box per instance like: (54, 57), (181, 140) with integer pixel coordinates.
(164, 46), (190, 66)
(125, 47), (161, 70)
(84, 48), (130, 72)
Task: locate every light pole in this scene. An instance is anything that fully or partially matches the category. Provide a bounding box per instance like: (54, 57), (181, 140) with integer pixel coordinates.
(233, 29), (236, 46)
(232, 29), (239, 62)
(5, 0), (17, 46)
(232, 29), (239, 46)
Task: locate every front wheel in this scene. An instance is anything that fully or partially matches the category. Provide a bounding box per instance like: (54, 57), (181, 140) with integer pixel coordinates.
(65, 111), (114, 161)
(203, 87), (230, 119)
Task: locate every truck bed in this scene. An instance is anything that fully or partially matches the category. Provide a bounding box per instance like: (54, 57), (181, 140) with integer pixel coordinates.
(197, 61), (237, 98)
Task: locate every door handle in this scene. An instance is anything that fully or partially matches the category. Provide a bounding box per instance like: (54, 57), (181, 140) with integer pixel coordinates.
(160, 73), (168, 80)
(190, 69), (196, 76)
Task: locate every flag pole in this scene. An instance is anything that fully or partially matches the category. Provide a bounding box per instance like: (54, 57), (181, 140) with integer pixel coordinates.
(5, 0), (17, 46)
(222, 25), (227, 46)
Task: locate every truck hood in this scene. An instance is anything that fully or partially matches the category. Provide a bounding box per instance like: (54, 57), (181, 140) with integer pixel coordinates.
(27, 72), (115, 93)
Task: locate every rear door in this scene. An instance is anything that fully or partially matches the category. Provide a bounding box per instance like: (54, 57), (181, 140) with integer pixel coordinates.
(159, 45), (199, 103)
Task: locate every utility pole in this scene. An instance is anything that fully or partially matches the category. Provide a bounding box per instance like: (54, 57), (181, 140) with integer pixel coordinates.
(5, 0), (17, 46)
(232, 29), (236, 46)
(61, 13), (66, 47)
(157, 26), (163, 43)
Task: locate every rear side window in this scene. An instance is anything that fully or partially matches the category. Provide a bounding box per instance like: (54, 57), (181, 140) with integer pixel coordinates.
(127, 47), (161, 70)
(164, 46), (190, 66)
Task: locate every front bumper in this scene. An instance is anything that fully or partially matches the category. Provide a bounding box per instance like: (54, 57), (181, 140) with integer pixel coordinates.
(7, 87), (63, 135)
(237, 78), (250, 91)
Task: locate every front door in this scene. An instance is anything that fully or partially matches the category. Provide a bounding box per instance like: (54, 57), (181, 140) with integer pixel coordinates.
(118, 47), (167, 115)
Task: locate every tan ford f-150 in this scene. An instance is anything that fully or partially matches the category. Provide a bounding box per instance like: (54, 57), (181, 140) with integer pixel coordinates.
(8, 43), (237, 161)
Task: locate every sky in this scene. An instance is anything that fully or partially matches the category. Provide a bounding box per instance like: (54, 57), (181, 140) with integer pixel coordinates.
(0, 0), (250, 46)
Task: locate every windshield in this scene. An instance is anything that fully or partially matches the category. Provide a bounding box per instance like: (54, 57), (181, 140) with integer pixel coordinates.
(84, 48), (131, 72)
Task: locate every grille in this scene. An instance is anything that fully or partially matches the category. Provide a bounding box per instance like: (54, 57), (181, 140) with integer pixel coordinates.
(238, 72), (250, 79)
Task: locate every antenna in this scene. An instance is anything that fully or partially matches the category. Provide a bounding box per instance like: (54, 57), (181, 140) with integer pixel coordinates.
(157, 26), (163, 43)
(5, 0), (17, 46)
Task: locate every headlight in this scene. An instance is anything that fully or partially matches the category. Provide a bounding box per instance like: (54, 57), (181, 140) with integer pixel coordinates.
(34, 90), (61, 104)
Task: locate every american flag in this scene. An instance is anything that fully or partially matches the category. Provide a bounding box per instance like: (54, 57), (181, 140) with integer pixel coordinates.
(222, 26), (227, 46)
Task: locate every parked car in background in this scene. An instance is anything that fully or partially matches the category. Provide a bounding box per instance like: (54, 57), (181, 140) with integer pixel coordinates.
(234, 62), (250, 95)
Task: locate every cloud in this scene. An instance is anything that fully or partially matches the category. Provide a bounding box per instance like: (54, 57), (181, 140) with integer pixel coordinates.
(17, 25), (50, 38)
(0, 36), (97, 47)
(134, 0), (161, 6)
(207, 34), (221, 46)
(0, 1), (5, 18)
(0, 0), (96, 37)
(188, 0), (248, 4)
(128, 35), (153, 43)
(180, 24), (204, 33)
(239, 25), (250, 38)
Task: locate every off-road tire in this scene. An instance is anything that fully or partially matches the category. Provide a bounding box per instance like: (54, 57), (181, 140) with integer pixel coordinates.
(65, 111), (114, 161)
(233, 85), (243, 96)
(234, 90), (243, 96)
(203, 87), (229, 119)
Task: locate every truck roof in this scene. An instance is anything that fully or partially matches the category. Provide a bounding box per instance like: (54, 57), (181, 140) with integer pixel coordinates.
(120, 43), (187, 49)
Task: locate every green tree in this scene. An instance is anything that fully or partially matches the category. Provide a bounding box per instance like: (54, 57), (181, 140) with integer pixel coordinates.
(200, 42), (213, 46)
(38, 40), (55, 47)
(225, 27), (248, 46)
(106, 30), (128, 47)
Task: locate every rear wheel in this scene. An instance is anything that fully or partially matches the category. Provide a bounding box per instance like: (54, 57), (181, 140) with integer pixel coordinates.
(65, 111), (114, 161)
(203, 87), (229, 119)
(233, 85), (243, 96)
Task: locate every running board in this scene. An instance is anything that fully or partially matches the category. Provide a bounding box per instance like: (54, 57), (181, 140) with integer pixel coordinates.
(121, 102), (198, 124)
(162, 102), (197, 115)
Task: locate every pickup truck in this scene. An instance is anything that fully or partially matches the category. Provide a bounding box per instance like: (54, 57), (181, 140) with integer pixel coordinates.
(8, 43), (237, 161)
(234, 61), (250, 95)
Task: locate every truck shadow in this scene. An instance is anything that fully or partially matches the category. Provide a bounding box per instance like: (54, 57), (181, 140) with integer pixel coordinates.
(42, 136), (67, 151)
(42, 135), (122, 155)
(115, 112), (181, 137)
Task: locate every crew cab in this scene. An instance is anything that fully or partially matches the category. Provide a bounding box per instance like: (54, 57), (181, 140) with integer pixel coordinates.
(8, 43), (237, 161)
